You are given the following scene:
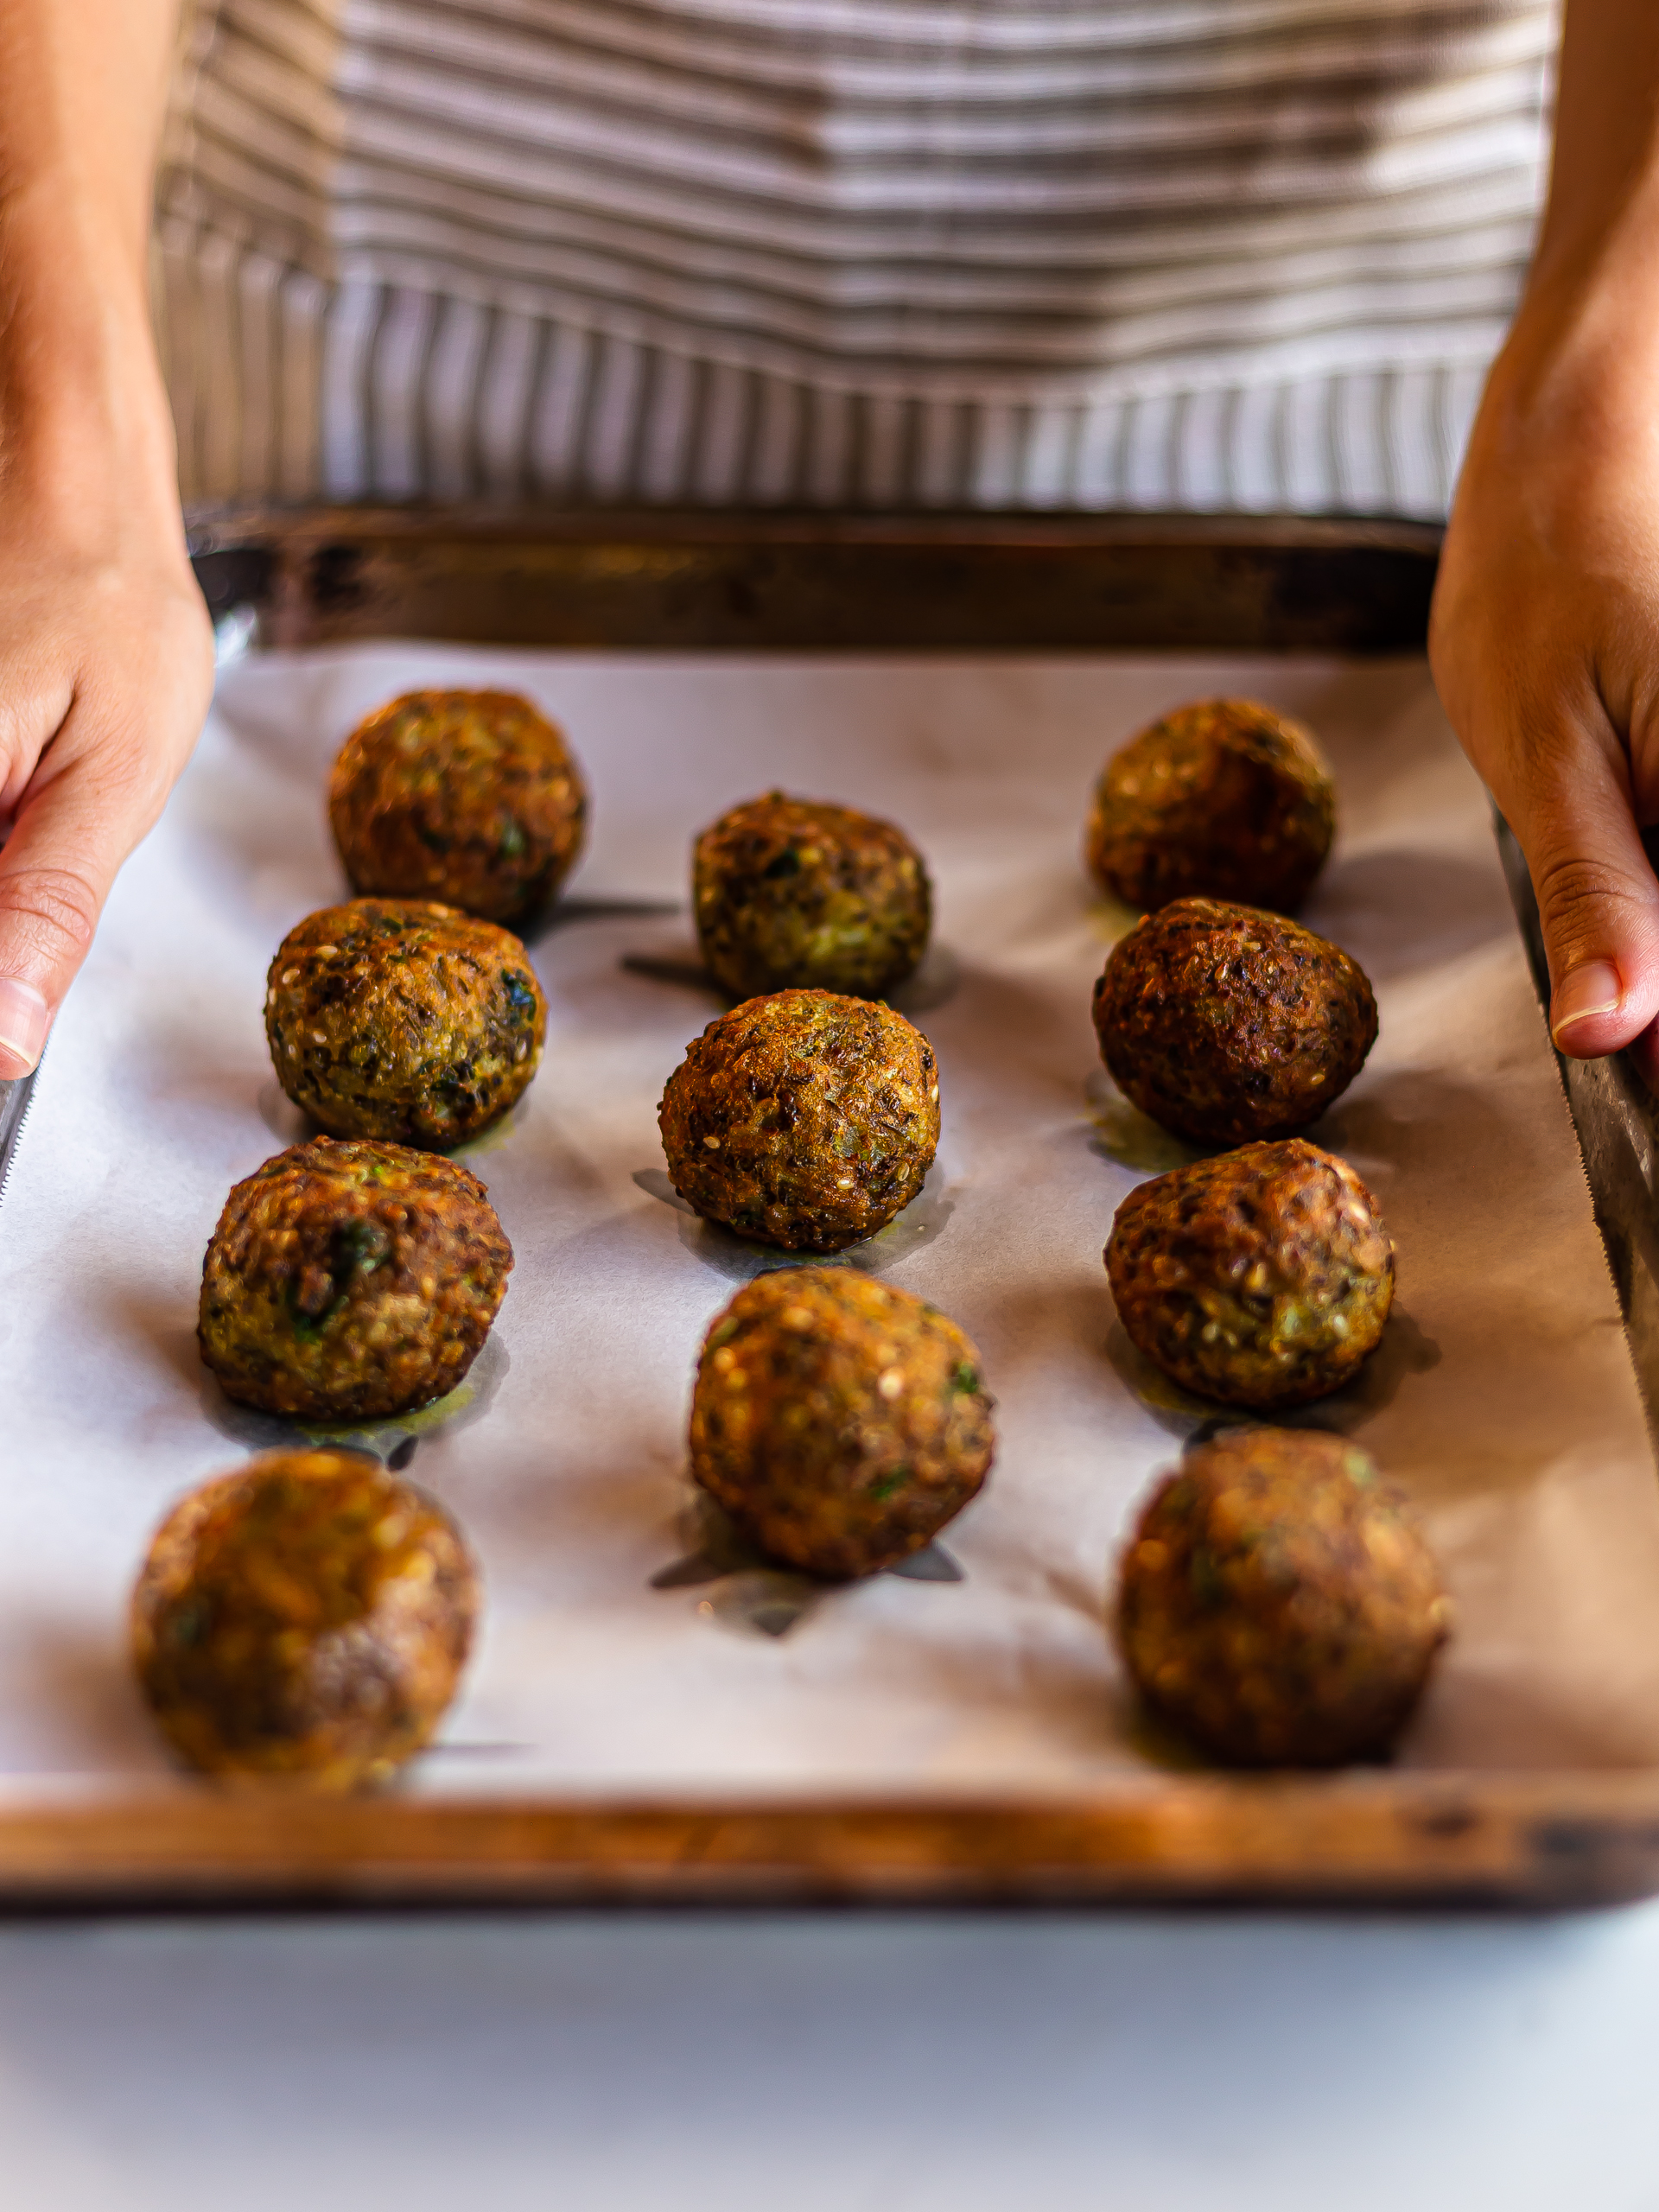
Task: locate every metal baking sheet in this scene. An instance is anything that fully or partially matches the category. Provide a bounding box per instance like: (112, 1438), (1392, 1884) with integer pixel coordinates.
(0, 1068), (36, 1214)
(3, 515), (1659, 1909)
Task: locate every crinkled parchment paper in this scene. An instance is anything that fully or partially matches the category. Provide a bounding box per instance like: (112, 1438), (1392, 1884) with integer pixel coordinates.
(3, 647), (1656, 1797)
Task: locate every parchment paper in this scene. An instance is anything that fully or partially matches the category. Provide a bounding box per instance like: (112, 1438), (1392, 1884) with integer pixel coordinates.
(3, 645), (1657, 1798)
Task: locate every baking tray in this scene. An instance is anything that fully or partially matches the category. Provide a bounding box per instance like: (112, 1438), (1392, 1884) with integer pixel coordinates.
(7, 506), (1659, 1912)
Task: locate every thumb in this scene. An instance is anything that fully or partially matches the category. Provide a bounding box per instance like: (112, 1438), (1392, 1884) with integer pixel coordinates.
(1497, 717), (1659, 1060)
(0, 723), (170, 1079)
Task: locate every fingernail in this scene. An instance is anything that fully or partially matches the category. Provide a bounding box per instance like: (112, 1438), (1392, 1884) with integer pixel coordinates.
(1551, 959), (1623, 1046)
(0, 976), (48, 1078)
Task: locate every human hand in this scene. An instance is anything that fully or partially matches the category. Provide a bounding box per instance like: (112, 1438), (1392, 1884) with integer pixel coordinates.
(0, 0), (212, 1078)
(0, 480), (213, 1078)
(0, 411), (213, 1082)
(1430, 306), (1659, 1086)
(1429, 0), (1659, 1086)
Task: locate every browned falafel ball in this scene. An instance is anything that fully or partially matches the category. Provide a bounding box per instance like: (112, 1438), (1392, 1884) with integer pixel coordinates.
(1115, 1427), (1450, 1766)
(329, 689), (588, 926)
(1106, 1139), (1394, 1410)
(693, 791), (932, 1001)
(1093, 898), (1378, 1146)
(1086, 698), (1336, 913)
(689, 1268), (995, 1578)
(199, 1137), (512, 1420)
(265, 899), (547, 1148)
(132, 1448), (479, 1788)
(659, 989), (940, 1253)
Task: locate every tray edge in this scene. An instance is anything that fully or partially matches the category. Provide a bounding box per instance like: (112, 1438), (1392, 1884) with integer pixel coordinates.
(1, 1776), (1657, 1910)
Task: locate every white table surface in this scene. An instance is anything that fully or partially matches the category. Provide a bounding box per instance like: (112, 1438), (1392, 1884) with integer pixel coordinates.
(5, 1906), (1657, 2208)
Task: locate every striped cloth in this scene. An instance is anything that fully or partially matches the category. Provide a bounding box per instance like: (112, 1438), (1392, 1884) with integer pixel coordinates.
(156, 0), (1558, 518)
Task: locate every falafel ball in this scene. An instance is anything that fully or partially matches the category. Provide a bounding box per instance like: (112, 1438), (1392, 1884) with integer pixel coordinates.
(693, 791), (931, 1000)
(659, 988), (939, 1253)
(1115, 1427), (1449, 1766)
(132, 1448), (479, 1787)
(1085, 698), (1336, 913)
(329, 688), (588, 926)
(690, 1267), (995, 1578)
(265, 898), (546, 1148)
(1106, 1139), (1393, 1409)
(1093, 898), (1377, 1145)
(199, 1136), (512, 1420)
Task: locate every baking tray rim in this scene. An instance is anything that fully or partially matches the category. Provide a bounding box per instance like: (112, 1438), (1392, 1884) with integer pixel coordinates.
(181, 503), (1444, 657)
(0, 1772), (1656, 1910)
